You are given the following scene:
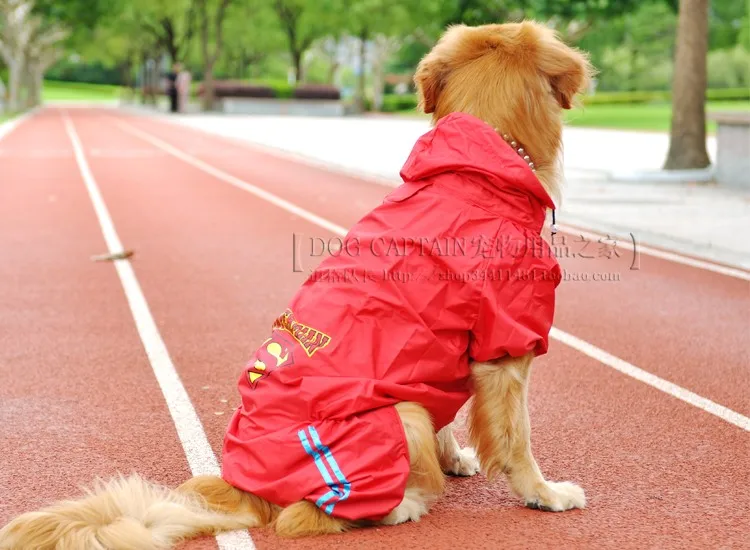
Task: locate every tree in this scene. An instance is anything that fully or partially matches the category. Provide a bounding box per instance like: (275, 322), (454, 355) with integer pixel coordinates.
(218, 2), (285, 79)
(343, 0), (431, 111)
(576, 2), (677, 92)
(23, 15), (68, 106)
(0, 0), (35, 111)
(31, 0), (115, 56)
(370, 35), (400, 110)
(196, 0), (232, 110)
(663, 0), (711, 170)
(708, 0), (749, 50)
(32, 0), (110, 31)
(271, 0), (339, 82)
(135, 0), (196, 64)
(0, 0), (70, 110)
(307, 36), (344, 84)
(437, 0), (642, 28)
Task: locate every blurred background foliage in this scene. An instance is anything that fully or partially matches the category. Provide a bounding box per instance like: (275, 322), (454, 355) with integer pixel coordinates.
(1, 0), (748, 126)
(0, 0), (742, 90)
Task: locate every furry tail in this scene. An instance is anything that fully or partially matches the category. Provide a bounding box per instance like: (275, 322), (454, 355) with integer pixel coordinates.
(0, 474), (272, 550)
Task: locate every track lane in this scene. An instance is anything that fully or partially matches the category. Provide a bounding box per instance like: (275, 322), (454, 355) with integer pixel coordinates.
(0, 109), (204, 544)
(111, 109), (750, 418)
(66, 109), (749, 548)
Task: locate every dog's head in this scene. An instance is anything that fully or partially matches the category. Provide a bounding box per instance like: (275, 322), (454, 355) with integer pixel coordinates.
(414, 22), (594, 196)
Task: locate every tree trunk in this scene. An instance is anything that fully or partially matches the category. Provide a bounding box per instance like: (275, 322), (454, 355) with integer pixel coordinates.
(164, 19), (180, 63)
(664, 0), (711, 170)
(292, 49), (302, 83)
(167, 40), (179, 64)
(8, 62), (22, 112)
(327, 61), (338, 85)
(30, 67), (43, 107)
(202, 61), (215, 111)
(371, 39), (385, 112)
(237, 52), (245, 79)
(629, 48), (638, 92)
(197, 0), (231, 111)
(355, 28), (368, 112)
(23, 68), (34, 108)
(121, 56), (135, 102)
(371, 35), (398, 112)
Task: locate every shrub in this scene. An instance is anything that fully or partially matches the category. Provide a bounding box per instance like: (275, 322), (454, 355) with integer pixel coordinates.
(195, 80), (341, 100)
(293, 84), (341, 100)
(251, 79), (295, 99)
(708, 46), (750, 89)
(46, 61), (123, 86)
(381, 94), (419, 112)
(583, 88), (750, 105)
(583, 91), (671, 105)
(376, 88), (749, 113)
(197, 81), (275, 99)
(271, 82), (295, 99)
(706, 88), (750, 101)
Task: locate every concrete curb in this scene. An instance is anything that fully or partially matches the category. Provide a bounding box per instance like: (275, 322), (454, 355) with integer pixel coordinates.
(609, 167), (715, 184)
(0, 107), (41, 142)
(45, 100), (120, 108)
(555, 213), (750, 271)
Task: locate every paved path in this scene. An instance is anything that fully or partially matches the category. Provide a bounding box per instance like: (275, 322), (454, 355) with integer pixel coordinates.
(154, 113), (749, 270)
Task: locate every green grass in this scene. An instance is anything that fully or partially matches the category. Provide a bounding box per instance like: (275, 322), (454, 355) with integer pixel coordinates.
(392, 99), (750, 133)
(0, 110), (26, 124)
(42, 80), (123, 102)
(564, 101), (750, 133)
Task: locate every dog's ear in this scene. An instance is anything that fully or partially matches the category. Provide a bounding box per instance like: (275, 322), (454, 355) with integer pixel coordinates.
(537, 33), (593, 110)
(414, 55), (449, 114)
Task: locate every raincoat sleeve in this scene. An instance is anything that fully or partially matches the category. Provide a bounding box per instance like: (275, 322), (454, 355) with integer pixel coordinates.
(468, 256), (561, 363)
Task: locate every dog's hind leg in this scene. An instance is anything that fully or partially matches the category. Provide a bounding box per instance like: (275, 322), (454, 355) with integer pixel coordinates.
(181, 477), (354, 539)
(188, 473), (353, 539)
(436, 424), (480, 477)
(177, 475), (279, 527)
(272, 402), (445, 536)
(274, 500), (355, 538)
(468, 353), (586, 512)
(380, 402), (445, 526)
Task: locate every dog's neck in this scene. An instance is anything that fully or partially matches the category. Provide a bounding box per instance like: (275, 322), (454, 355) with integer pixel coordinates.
(493, 129), (562, 208)
(497, 130), (537, 172)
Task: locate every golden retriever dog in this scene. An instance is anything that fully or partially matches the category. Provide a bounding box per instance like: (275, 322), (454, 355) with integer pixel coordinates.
(0, 21), (593, 550)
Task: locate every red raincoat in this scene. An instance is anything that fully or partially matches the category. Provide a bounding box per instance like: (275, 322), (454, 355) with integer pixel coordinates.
(222, 112), (561, 521)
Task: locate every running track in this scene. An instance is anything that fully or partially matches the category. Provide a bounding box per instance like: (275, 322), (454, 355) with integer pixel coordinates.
(1, 107), (748, 549)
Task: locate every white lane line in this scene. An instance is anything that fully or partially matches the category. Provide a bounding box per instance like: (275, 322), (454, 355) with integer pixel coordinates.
(0, 108), (39, 142)
(112, 118), (349, 237)
(556, 224), (750, 282)
(114, 116), (750, 433)
(61, 111), (256, 550)
(119, 109), (750, 281)
(550, 328), (749, 432)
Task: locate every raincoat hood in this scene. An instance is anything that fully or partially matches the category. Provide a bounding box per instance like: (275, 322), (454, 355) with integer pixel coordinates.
(399, 112), (556, 232)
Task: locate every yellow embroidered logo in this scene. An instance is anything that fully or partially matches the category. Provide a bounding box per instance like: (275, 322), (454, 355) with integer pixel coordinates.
(246, 333), (294, 389)
(272, 309), (331, 357)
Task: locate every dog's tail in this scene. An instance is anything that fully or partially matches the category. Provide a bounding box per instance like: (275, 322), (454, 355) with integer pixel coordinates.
(0, 474), (277, 550)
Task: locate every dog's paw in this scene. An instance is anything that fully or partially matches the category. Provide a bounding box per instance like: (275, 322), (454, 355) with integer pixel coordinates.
(380, 489), (429, 525)
(525, 481), (586, 512)
(443, 446), (480, 477)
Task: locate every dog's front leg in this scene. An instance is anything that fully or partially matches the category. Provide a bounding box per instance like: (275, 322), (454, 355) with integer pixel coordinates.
(468, 353), (586, 511)
(436, 424), (480, 476)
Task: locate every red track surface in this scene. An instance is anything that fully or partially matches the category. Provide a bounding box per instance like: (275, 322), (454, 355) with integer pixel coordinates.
(1, 107), (748, 549)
